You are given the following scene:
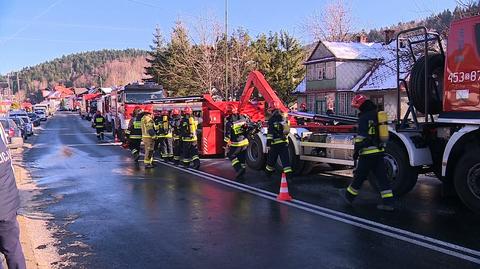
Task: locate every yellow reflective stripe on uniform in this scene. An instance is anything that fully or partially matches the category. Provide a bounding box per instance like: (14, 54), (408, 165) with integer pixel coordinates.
(192, 155), (199, 161)
(231, 158), (240, 166)
(283, 166), (292, 173)
(142, 135), (154, 138)
(130, 135), (142, 139)
(230, 139), (249, 147)
(272, 139), (288, 145)
(360, 147), (384, 155)
(347, 186), (359, 196)
(133, 121), (142, 129)
(266, 165), (275, 172)
(381, 190), (394, 198)
(224, 137), (230, 143)
(354, 137), (365, 143)
(266, 135), (273, 139)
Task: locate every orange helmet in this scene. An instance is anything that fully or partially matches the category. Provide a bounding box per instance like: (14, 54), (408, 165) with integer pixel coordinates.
(184, 106), (193, 115)
(351, 94), (367, 109)
(172, 108), (180, 116)
(269, 101), (282, 112)
(225, 104), (238, 115)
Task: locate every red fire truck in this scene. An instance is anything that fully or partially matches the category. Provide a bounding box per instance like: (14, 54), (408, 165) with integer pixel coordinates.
(109, 82), (164, 137)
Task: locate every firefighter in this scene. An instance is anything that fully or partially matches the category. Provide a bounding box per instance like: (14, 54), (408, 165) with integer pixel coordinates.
(156, 109), (174, 161)
(153, 110), (162, 156)
(339, 94), (394, 211)
(141, 110), (156, 169)
(265, 101), (293, 181)
(126, 107), (143, 162)
(224, 104), (249, 180)
(180, 106), (200, 169)
(171, 108), (183, 165)
(93, 111), (105, 141)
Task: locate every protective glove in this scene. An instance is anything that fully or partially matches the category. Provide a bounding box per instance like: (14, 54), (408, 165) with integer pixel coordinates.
(148, 129), (156, 137)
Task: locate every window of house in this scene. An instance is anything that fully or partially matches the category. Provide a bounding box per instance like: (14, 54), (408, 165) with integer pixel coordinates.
(317, 63), (326, 80)
(325, 61), (336, 80)
(336, 92), (357, 116)
(370, 95), (385, 111)
(307, 93), (315, 112)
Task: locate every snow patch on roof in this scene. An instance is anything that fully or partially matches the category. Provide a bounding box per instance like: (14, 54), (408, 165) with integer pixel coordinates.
(322, 41), (384, 60)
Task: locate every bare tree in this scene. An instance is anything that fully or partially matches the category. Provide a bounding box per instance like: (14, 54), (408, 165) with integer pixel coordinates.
(455, 0), (479, 18)
(301, 0), (354, 42)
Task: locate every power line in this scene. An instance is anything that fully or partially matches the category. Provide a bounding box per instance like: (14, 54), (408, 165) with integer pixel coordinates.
(125, 0), (162, 9)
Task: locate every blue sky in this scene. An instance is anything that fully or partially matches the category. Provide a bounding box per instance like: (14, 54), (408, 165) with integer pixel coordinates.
(0, 0), (457, 74)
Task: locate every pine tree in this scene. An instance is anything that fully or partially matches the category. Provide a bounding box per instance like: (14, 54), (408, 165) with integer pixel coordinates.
(145, 26), (169, 86)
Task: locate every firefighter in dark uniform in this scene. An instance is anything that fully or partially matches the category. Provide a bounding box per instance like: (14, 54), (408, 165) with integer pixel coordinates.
(224, 105), (249, 180)
(153, 110), (162, 156)
(156, 109), (174, 161)
(171, 108), (183, 165)
(265, 101), (293, 180)
(93, 111), (105, 141)
(126, 107), (143, 162)
(339, 94), (394, 211)
(180, 106), (200, 169)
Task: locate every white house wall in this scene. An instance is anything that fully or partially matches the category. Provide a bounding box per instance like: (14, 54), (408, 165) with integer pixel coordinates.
(335, 61), (373, 91)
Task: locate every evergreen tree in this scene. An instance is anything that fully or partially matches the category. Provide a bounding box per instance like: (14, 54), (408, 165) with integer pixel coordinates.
(145, 26), (169, 86)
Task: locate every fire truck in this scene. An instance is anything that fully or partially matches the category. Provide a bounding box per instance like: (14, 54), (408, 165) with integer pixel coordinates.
(246, 15), (480, 213)
(109, 82), (164, 136)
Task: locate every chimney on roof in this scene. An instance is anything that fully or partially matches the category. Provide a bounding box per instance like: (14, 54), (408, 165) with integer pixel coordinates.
(384, 29), (395, 44)
(356, 33), (368, 43)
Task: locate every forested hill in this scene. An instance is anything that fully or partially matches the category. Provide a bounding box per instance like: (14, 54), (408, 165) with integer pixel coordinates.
(11, 49), (149, 92)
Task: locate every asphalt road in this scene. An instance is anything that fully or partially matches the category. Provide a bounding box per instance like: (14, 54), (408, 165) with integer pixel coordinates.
(22, 112), (480, 269)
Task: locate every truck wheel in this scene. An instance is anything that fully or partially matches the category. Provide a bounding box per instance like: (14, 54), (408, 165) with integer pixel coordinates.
(289, 139), (305, 176)
(409, 53), (444, 114)
(246, 135), (266, 170)
(454, 152), (480, 213)
(383, 141), (418, 196)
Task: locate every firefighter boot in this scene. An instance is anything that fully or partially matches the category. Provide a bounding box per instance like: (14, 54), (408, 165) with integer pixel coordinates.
(377, 197), (395, 211)
(101, 133), (104, 141)
(192, 159), (200, 170)
(338, 188), (355, 206)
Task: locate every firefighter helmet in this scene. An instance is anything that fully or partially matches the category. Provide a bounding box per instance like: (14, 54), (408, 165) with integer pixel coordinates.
(161, 109), (169, 116)
(183, 106), (193, 115)
(172, 108), (180, 116)
(351, 94), (368, 109)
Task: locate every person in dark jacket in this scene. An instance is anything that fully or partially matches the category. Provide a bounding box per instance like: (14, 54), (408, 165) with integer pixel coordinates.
(180, 107), (200, 169)
(265, 101), (293, 181)
(0, 125), (26, 269)
(339, 94), (394, 211)
(126, 107), (143, 162)
(224, 105), (249, 180)
(93, 110), (105, 141)
(171, 109), (183, 166)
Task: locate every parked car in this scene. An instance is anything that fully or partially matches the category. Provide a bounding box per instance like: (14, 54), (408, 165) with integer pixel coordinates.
(0, 117), (24, 149)
(16, 116), (34, 136)
(28, 113), (41, 127)
(9, 117), (29, 140)
(35, 110), (47, 121)
(7, 109), (28, 118)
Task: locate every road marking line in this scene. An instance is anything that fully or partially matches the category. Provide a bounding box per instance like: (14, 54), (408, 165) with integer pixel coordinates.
(156, 159), (480, 264)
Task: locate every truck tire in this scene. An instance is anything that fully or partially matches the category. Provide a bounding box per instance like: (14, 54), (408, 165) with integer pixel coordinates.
(382, 140), (418, 196)
(246, 135), (266, 170)
(454, 151), (480, 213)
(289, 139), (305, 176)
(409, 53), (445, 114)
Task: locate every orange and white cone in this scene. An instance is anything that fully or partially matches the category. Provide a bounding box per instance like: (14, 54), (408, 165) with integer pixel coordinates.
(114, 134), (119, 143)
(277, 172), (293, 201)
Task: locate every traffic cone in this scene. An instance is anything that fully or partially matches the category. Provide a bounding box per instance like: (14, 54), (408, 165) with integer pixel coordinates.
(114, 133), (119, 143)
(277, 172), (293, 201)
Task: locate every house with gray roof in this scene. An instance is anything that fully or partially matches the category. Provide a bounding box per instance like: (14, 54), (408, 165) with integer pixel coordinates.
(296, 36), (408, 120)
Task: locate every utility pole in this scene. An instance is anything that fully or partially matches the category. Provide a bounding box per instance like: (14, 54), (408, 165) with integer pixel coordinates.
(16, 72), (20, 94)
(225, 0), (229, 100)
